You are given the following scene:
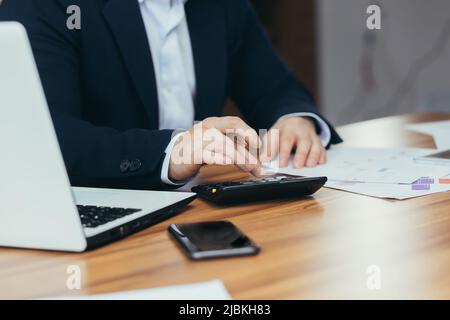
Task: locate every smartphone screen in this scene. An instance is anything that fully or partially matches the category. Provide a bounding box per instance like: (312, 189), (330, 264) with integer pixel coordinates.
(168, 221), (260, 260)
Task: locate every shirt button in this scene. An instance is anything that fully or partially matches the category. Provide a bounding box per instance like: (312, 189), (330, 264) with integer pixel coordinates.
(130, 159), (142, 172)
(120, 160), (131, 173)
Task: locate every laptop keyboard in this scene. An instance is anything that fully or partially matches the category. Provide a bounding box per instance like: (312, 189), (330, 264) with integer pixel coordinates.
(77, 205), (142, 228)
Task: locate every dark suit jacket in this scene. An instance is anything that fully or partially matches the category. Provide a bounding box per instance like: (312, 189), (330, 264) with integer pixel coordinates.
(18, 0), (342, 190)
(0, 0), (18, 19)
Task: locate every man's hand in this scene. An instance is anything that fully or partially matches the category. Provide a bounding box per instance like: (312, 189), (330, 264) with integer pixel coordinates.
(168, 117), (262, 182)
(260, 117), (326, 169)
(168, 116), (327, 182)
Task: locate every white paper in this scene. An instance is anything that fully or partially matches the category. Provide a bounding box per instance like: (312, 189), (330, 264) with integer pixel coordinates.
(264, 147), (450, 184)
(325, 179), (450, 200)
(407, 120), (450, 150)
(47, 279), (232, 300)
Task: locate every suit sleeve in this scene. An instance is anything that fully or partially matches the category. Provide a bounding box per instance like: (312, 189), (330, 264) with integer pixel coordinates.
(0, 0), (18, 20)
(22, 0), (173, 190)
(226, 0), (342, 146)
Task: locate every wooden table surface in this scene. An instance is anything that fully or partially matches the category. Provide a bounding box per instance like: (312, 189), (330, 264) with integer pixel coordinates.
(1, 113), (450, 300)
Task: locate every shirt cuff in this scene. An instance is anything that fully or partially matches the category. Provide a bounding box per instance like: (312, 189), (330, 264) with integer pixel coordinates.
(161, 132), (189, 186)
(277, 112), (331, 147)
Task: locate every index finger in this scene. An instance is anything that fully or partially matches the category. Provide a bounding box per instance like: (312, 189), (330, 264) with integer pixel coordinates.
(204, 116), (260, 150)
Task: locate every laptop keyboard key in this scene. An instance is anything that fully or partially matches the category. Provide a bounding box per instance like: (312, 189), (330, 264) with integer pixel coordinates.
(77, 205), (142, 229)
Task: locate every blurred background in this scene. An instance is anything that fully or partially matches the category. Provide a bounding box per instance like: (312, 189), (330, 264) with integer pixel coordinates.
(1, 0), (450, 126)
(250, 0), (450, 125)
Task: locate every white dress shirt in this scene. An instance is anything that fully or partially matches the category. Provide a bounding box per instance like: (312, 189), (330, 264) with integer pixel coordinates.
(138, 0), (331, 185)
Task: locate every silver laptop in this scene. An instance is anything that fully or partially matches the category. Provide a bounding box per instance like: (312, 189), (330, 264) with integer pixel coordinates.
(0, 22), (196, 252)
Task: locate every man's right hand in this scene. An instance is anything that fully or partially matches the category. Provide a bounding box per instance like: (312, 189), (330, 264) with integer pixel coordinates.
(168, 116), (263, 182)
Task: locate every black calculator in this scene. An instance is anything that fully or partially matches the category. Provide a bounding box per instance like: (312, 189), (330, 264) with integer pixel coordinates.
(191, 176), (327, 205)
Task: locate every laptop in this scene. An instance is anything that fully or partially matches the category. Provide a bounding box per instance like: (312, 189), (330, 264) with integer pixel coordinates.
(0, 22), (196, 252)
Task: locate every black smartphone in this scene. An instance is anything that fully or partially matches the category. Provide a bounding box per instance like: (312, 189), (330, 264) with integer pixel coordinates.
(168, 221), (260, 260)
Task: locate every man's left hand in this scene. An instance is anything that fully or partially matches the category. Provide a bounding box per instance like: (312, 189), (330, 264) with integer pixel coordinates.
(260, 117), (326, 169)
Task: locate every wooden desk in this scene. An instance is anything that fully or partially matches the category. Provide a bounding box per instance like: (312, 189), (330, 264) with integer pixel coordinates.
(1, 113), (450, 299)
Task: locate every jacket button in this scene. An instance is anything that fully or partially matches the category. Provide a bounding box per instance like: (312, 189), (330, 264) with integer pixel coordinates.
(130, 159), (142, 172)
(120, 160), (131, 173)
